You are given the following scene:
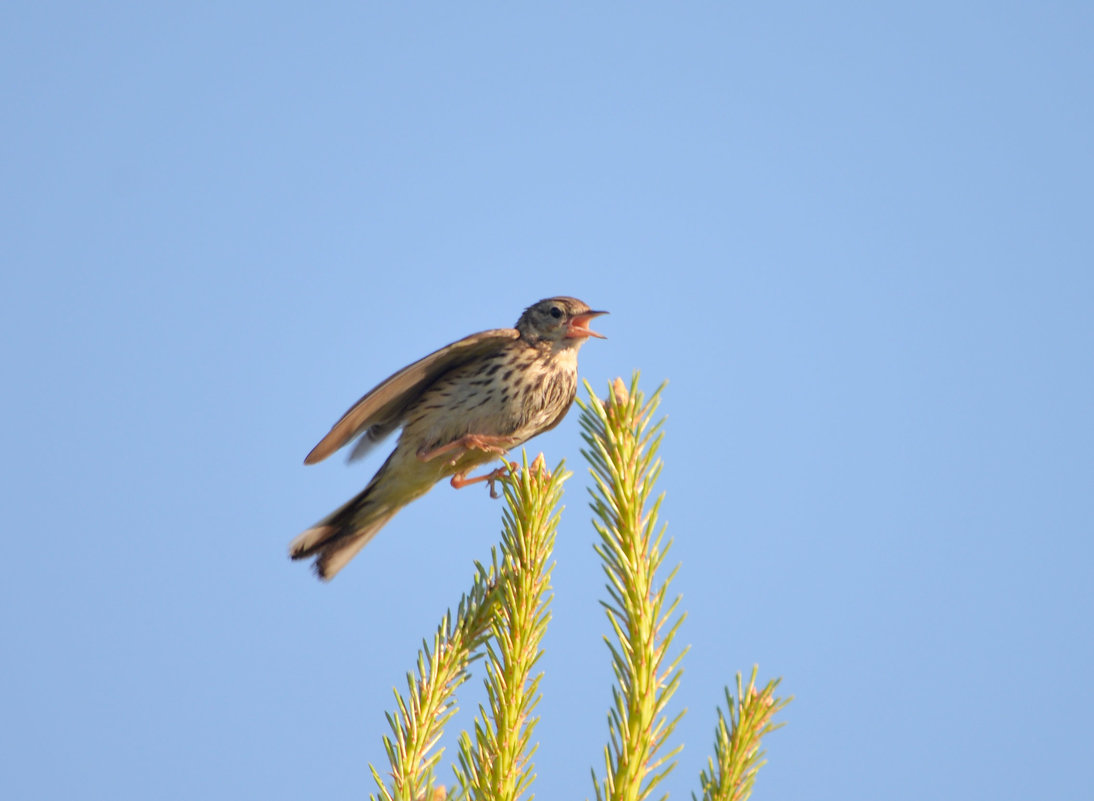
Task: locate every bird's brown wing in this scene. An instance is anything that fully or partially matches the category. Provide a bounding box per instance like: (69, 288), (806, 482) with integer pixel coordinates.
(304, 328), (520, 465)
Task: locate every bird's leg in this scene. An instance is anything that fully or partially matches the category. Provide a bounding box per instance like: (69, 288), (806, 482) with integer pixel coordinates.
(450, 461), (518, 499)
(417, 433), (515, 464)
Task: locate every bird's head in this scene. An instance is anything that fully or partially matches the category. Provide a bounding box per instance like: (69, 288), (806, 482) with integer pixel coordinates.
(516, 297), (608, 346)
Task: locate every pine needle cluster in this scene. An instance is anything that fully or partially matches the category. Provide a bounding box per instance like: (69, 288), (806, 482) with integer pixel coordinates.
(367, 375), (789, 801)
(579, 376), (685, 801)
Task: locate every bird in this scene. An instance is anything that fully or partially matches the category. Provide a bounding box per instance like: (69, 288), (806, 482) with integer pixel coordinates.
(290, 296), (607, 580)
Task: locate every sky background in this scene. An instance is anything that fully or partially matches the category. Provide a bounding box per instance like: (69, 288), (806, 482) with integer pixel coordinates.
(3, 3), (1092, 799)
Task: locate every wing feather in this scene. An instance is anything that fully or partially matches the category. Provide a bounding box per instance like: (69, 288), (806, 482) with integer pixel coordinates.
(345, 422), (396, 463)
(303, 328), (520, 465)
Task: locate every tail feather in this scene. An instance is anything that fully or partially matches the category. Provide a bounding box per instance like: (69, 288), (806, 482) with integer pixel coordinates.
(290, 506), (401, 581)
(291, 448), (438, 580)
(311, 510), (398, 580)
(288, 524), (337, 560)
(290, 477), (400, 579)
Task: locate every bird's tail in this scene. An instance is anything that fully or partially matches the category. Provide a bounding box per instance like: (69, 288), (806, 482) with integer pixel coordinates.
(289, 501), (399, 581)
(290, 455), (408, 580)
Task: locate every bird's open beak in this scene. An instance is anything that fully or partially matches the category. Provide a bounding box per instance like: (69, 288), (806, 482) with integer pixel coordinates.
(566, 310), (608, 339)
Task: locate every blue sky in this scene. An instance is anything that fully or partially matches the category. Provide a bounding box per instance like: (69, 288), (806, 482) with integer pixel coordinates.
(3, 3), (1092, 799)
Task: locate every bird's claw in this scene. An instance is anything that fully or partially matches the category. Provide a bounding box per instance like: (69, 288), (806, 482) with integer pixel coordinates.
(449, 461), (517, 497)
(487, 461), (519, 499)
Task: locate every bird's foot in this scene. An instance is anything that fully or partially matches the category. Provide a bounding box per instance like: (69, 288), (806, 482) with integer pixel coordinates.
(450, 461), (518, 499)
(418, 434), (514, 464)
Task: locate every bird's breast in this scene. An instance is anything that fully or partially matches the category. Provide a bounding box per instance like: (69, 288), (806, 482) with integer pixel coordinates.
(508, 347), (578, 434)
(401, 345), (578, 449)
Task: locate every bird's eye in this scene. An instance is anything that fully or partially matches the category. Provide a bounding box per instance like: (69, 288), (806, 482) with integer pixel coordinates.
(550, 306), (563, 319)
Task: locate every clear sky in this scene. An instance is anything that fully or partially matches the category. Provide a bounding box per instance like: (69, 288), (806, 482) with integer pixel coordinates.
(3, 3), (1091, 799)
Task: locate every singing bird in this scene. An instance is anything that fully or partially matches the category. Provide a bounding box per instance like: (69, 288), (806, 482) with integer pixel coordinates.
(291, 296), (607, 580)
